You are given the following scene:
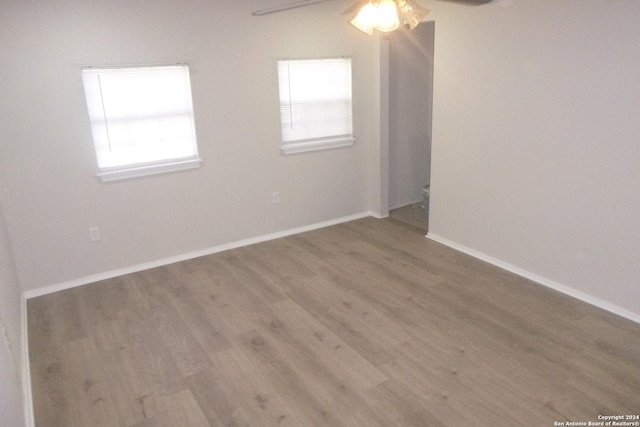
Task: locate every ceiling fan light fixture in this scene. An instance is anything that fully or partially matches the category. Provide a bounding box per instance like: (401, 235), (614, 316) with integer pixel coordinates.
(373, 0), (400, 32)
(349, 2), (377, 35)
(350, 0), (429, 35)
(397, 0), (430, 30)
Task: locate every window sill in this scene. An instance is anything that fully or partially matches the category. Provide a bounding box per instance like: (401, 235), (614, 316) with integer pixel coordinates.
(97, 158), (202, 182)
(280, 136), (355, 155)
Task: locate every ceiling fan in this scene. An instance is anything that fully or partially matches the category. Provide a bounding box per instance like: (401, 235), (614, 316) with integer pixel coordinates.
(252, 0), (491, 35)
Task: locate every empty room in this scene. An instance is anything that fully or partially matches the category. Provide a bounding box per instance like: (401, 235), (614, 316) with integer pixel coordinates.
(1, 0), (639, 426)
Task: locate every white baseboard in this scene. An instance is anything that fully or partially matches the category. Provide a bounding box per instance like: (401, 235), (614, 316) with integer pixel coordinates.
(24, 212), (373, 299)
(21, 294), (34, 427)
(370, 211), (389, 219)
(426, 232), (640, 325)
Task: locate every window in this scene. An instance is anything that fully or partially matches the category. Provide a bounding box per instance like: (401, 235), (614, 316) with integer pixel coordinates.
(277, 58), (355, 155)
(82, 64), (200, 182)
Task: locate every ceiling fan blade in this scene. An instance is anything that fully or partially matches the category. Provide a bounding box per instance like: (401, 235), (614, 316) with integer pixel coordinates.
(252, 0), (337, 16)
(436, 0), (492, 5)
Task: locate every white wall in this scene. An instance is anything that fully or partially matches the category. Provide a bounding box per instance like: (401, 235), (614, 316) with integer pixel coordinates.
(388, 22), (434, 209)
(429, 0), (640, 319)
(5, 0), (637, 332)
(0, 0), (380, 292)
(0, 203), (25, 427)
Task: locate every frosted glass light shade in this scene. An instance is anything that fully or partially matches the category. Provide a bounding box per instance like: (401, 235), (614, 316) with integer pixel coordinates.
(350, 3), (377, 35)
(397, 0), (429, 29)
(374, 0), (400, 32)
(350, 0), (430, 35)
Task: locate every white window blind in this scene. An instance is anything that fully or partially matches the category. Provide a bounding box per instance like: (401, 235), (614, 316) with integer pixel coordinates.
(277, 58), (354, 154)
(82, 64), (200, 181)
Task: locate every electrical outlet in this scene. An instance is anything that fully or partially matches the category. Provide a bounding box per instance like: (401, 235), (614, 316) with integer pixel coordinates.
(89, 226), (101, 242)
(272, 192), (281, 204)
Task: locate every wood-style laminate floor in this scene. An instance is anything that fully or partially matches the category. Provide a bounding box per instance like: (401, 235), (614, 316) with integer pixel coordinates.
(28, 217), (640, 427)
(389, 203), (429, 232)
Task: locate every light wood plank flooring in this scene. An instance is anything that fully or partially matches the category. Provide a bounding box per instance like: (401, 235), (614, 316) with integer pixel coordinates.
(28, 217), (640, 426)
(389, 203), (429, 232)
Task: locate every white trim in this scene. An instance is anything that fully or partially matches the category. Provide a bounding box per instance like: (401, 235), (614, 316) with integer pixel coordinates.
(98, 158), (201, 182)
(21, 293), (34, 427)
(24, 211), (373, 299)
(281, 137), (355, 155)
(369, 211), (389, 220)
(426, 232), (640, 325)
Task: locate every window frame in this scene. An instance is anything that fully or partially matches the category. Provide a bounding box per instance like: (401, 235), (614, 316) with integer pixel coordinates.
(277, 57), (355, 155)
(82, 64), (201, 182)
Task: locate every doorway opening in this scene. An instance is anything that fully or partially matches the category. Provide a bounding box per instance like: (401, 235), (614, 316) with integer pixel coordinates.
(387, 21), (434, 232)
